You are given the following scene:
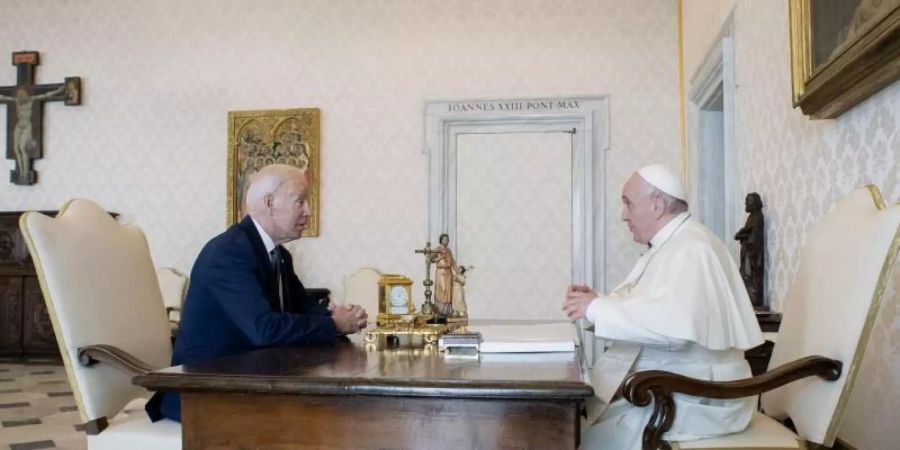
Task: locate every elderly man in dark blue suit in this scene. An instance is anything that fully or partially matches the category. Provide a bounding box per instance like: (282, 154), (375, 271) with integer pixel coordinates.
(147, 164), (367, 422)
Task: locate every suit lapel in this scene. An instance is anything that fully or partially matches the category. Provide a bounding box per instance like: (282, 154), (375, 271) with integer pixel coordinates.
(237, 216), (280, 310)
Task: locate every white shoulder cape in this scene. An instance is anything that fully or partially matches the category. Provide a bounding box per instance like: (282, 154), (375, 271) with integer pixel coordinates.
(590, 217), (763, 350)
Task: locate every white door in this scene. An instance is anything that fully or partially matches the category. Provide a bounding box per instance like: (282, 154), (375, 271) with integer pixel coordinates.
(455, 132), (573, 320)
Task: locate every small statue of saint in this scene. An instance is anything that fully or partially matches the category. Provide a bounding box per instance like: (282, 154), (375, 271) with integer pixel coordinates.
(451, 266), (471, 318)
(734, 192), (765, 310)
(433, 233), (461, 317)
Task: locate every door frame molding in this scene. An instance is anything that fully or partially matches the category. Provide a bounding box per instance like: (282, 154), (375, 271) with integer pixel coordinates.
(687, 15), (739, 253)
(424, 96), (610, 289)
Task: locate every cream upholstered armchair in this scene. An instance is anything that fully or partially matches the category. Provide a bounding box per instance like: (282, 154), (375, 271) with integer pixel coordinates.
(623, 186), (900, 450)
(343, 267), (382, 321)
(20, 199), (181, 450)
(156, 267), (188, 326)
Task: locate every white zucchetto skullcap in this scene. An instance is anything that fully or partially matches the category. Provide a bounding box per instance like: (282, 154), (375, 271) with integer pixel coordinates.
(637, 164), (685, 201)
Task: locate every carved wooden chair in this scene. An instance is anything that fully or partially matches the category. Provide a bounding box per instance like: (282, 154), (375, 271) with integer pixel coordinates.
(343, 267), (382, 321)
(20, 199), (181, 450)
(623, 186), (900, 450)
(156, 267), (188, 326)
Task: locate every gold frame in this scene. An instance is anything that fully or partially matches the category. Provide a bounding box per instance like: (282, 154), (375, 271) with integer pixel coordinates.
(789, 0), (900, 119)
(226, 108), (321, 236)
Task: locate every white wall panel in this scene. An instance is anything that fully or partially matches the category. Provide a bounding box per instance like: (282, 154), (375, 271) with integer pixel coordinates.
(456, 132), (572, 319)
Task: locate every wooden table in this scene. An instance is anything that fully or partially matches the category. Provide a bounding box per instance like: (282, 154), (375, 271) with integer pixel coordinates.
(135, 332), (593, 449)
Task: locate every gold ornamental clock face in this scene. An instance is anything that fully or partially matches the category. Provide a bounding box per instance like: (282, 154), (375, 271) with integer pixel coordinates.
(390, 286), (409, 308)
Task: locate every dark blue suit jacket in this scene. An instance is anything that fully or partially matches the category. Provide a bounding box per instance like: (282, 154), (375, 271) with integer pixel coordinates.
(147, 216), (337, 422)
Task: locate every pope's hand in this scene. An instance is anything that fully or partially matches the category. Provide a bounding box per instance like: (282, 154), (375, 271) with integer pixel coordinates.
(563, 284), (597, 321)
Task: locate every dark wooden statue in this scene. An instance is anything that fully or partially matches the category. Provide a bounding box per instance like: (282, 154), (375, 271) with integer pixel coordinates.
(734, 192), (765, 310)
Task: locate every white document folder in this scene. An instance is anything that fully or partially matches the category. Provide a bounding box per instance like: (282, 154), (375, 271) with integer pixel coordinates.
(470, 322), (577, 353)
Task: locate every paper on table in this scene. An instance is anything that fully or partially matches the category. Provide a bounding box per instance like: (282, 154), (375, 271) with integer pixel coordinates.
(469, 322), (576, 353)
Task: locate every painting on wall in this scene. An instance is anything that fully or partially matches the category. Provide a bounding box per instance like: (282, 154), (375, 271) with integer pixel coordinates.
(789, 0), (900, 118)
(226, 108), (320, 236)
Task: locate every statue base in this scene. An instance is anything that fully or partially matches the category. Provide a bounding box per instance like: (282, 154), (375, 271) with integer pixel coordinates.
(365, 313), (466, 346)
(10, 169), (36, 185)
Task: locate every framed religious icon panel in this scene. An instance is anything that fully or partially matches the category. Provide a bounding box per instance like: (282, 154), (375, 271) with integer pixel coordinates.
(226, 108), (320, 236)
(789, 0), (900, 118)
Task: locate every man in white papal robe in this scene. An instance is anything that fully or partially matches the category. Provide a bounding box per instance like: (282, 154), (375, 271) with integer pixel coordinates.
(564, 164), (763, 450)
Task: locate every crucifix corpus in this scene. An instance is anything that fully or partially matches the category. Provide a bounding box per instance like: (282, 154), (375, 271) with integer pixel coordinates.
(0, 51), (82, 185)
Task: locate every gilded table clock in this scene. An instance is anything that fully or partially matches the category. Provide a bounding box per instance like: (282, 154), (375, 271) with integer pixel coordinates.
(364, 274), (454, 344)
(377, 274), (414, 321)
(377, 273), (415, 325)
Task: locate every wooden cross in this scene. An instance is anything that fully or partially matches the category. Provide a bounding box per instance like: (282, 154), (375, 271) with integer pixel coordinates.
(0, 51), (81, 185)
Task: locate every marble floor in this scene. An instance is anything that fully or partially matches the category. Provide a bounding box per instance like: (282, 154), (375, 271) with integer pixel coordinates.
(0, 359), (86, 450)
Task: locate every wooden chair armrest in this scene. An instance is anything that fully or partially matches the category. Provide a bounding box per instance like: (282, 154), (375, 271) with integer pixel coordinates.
(77, 344), (159, 377)
(621, 355), (842, 450)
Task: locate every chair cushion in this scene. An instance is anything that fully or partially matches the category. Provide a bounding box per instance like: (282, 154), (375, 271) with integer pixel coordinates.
(343, 267), (382, 320)
(120, 397), (150, 414)
(157, 267), (188, 316)
(674, 413), (801, 449)
(86, 411), (181, 450)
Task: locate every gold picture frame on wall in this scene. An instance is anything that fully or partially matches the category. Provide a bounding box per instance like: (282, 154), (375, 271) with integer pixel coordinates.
(226, 108), (320, 236)
(790, 0), (900, 119)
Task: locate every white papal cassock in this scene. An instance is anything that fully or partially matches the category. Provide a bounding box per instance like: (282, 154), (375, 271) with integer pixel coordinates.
(581, 212), (763, 450)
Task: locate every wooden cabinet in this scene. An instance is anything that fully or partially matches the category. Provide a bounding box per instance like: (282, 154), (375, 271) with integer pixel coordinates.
(0, 211), (59, 358)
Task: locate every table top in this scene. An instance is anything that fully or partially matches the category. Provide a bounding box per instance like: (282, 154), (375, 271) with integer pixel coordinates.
(134, 326), (593, 401)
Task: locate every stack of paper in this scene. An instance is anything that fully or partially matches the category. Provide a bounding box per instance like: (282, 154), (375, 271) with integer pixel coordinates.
(438, 332), (481, 352)
(469, 322), (576, 353)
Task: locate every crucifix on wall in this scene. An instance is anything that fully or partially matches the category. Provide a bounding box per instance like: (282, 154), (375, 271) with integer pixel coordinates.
(0, 51), (81, 185)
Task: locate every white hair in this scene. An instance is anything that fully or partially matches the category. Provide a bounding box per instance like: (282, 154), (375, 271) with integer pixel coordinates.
(244, 164), (304, 214)
(637, 175), (688, 214)
(650, 185), (689, 214)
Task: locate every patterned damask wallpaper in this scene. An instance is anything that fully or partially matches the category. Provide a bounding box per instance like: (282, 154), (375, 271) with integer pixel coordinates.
(0, 1), (678, 314)
(6, 0), (895, 445)
(684, 0), (900, 447)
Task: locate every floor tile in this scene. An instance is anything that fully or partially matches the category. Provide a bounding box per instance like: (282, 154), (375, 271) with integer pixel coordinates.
(8, 440), (55, 450)
(0, 365), (84, 450)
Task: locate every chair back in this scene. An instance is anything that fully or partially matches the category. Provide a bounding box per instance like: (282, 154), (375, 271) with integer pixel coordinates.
(156, 267), (188, 322)
(19, 199), (173, 423)
(343, 267), (382, 319)
(761, 186), (900, 445)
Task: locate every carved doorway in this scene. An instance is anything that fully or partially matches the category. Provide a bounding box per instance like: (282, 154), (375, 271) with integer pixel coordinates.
(424, 97), (609, 319)
(687, 22), (739, 253)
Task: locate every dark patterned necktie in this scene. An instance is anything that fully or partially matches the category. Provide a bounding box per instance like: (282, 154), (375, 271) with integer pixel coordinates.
(270, 247), (284, 312)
